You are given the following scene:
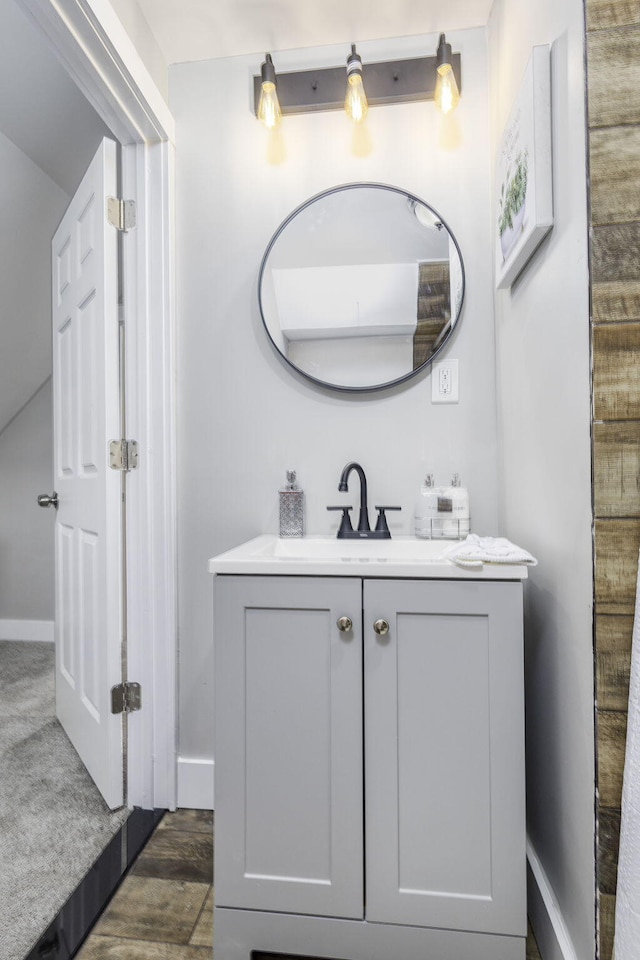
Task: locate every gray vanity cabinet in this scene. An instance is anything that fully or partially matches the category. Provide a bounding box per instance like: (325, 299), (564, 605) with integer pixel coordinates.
(213, 575), (364, 919)
(363, 578), (525, 937)
(214, 573), (526, 960)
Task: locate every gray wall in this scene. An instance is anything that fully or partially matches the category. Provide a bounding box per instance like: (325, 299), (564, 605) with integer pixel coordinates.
(0, 130), (70, 625)
(170, 29), (499, 765)
(0, 128), (69, 434)
(0, 381), (54, 620)
(489, 0), (594, 957)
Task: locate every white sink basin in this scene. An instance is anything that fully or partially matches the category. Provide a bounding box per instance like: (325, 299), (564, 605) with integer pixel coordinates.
(208, 535), (528, 580)
(272, 536), (455, 561)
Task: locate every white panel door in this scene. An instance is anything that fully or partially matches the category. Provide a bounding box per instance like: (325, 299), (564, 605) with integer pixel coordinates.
(52, 137), (123, 809)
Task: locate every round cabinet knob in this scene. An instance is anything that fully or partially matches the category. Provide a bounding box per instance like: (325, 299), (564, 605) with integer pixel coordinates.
(373, 619), (390, 636)
(337, 616), (353, 633)
(37, 492), (59, 510)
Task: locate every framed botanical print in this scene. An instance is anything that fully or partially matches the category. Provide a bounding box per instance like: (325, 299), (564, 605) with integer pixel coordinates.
(496, 45), (553, 290)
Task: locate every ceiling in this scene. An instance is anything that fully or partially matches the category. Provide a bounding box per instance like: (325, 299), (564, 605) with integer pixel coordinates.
(134, 0), (494, 65)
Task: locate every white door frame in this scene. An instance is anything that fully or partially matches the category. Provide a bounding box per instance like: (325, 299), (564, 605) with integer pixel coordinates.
(17, 0), (177, 810)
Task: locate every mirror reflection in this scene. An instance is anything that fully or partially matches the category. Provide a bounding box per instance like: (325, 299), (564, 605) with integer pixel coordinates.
(259, 183), (465, 391)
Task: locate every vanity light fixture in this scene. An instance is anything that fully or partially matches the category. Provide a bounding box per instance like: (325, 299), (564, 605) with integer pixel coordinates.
(344, 44), (368, 123)
(257, 53), (282, 129)
(252, 41), (461, 122)
(434, 33), (460, 115)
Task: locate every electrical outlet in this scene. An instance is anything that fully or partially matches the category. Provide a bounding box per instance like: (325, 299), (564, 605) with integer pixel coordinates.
(432, 360), (459, 403)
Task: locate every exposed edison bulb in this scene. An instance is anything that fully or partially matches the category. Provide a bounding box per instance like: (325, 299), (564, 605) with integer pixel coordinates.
(258, 81), (281, 129)
(258, 54), (281, 130)
(435, 64), (460, 115)
(345, 73), (368, 122)
(434, 34), (460, 115)
(345, 45), (368, 123)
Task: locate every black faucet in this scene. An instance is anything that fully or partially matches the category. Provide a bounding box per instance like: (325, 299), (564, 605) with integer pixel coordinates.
(327, 462), (401, 539)
(339, 461), (371, 534)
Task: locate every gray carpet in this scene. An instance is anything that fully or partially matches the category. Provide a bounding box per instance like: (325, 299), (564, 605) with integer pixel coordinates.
(0, 641), (127, 960)
(0, 641), (55, 717)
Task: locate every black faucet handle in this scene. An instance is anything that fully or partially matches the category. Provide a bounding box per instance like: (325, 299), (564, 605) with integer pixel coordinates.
(327, 505), (354, 538)
(374, 506), (402, 537)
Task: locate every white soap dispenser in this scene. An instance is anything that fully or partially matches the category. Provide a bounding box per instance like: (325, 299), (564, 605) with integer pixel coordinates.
(449, 473), (470, 538)
(414, 473), (439, 539)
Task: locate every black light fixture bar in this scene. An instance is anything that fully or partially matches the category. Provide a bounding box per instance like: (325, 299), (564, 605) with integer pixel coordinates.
(252, 53), (461, 117)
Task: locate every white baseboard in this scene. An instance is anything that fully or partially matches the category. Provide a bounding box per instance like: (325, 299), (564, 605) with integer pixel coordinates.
(177, 756), (214, 810)
(0, 619), (54, 643)
(527, 837), (580, 960)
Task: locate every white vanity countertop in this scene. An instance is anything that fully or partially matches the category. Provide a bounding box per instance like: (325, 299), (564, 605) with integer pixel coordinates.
(208, 535), (529, 580)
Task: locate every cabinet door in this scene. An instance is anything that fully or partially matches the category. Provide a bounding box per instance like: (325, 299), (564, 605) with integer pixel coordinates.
(214, 575), (363, 918)
(364, 579), (525, 936)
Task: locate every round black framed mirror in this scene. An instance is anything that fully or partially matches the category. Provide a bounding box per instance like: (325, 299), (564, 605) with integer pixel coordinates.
(258, 182), (465, 392)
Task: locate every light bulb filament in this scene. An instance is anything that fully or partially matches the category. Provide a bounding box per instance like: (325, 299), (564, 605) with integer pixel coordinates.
(258, 80), (281, 129)
(345, 73), (368, 123)
(436, 66), (459, 114)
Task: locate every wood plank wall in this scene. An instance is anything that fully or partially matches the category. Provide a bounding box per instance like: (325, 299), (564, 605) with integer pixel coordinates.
(587, 4), (640, 957)
(413, 261), (451, 368)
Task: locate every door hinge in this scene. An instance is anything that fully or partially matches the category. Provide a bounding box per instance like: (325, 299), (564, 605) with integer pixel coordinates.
(109, 439), (139, 472)
(107, 197), (136, 232)
(111, 681), (142, 714)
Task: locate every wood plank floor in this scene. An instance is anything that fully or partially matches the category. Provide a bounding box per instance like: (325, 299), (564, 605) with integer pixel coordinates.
(77, 809), (213, 959)
(77, 808), (542, 959)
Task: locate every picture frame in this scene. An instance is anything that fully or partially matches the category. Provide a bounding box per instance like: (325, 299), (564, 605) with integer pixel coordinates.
(495, 44), (553, 290)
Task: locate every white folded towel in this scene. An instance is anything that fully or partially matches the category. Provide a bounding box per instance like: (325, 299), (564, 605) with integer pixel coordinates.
(446, 534), (538, 569)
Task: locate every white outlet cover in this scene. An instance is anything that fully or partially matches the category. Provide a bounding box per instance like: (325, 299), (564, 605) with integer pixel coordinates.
(432, 359), (459, 403)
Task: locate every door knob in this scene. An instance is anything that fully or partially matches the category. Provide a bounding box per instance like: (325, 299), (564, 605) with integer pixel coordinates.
(373, 619), (390, 636)
(337, 616), (353, 632)
(37, 492), (59, 510)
